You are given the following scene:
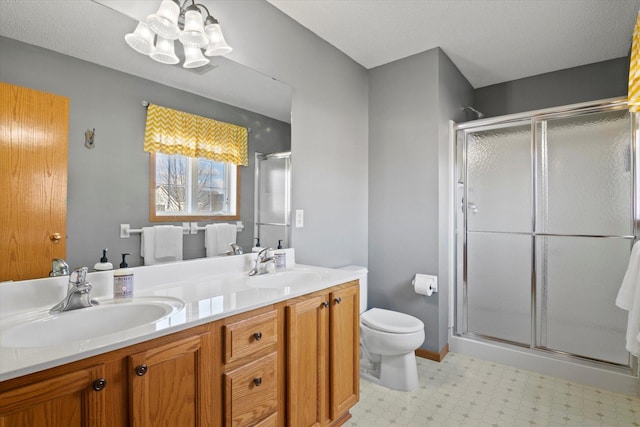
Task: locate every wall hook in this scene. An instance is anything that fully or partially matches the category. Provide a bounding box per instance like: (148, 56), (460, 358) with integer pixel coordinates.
(85, 128), (95, 149)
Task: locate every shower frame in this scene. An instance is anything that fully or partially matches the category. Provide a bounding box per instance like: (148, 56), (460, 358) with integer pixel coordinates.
(452, 97), (639, 375)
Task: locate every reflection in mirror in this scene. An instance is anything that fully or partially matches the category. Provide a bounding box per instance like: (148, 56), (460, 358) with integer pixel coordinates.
(0, 2), (292, 279)
(255, 152), (292, 250)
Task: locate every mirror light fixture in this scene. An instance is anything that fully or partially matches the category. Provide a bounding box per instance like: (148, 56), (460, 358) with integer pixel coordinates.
(125, 0), (232, 69)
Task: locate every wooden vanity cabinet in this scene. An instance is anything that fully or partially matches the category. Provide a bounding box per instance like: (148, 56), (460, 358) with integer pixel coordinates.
(285, 281), (359, 427)
(0, 363), (107, 426)
(219, 307), (281, 427)
(0, 280), (359, 427)
(127, 333), (213, 427)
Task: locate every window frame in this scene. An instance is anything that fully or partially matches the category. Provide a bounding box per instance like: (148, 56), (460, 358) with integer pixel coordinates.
(149, 152), (240, 222)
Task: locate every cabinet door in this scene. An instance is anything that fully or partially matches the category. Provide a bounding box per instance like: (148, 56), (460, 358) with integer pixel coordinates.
(129, 334), (212, 427)
(329, 285), (360, 420)
(0, 364), (106, 426)
(285, 295), (328, 427)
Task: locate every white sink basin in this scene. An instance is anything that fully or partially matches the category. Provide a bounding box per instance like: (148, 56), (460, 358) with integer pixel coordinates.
(0, 297), (185, 348)
(246, 270), (322, 289)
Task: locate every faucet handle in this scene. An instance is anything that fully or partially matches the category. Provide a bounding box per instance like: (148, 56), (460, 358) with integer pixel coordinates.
(69, 266), (88, 284)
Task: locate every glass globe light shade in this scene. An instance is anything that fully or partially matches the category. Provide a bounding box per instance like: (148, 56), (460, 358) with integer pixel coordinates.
(183, 46), (210, 68)
(179, 10), (209, 48)
(147, 0), (181, 40)
(204, 23), (232, 56)
(125, 21), (156, 56)
(150, 36), (179, 64)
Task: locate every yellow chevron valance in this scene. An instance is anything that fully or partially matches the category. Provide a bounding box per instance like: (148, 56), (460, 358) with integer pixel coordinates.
(629, 11), (640, 112)
(143, 103), (248, 166)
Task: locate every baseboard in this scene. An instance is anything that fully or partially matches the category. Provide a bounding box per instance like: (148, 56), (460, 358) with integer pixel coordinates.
(416, 344), (449, 362)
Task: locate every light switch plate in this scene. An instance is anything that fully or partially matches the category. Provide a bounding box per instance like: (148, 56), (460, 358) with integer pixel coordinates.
(295, 209), (304, 228)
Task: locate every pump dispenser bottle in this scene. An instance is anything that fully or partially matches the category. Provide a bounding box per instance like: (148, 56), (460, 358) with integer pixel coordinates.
(252, 237), (262, 253)
(113, 253), (134, 299)
(94, 248), (113, 271)
(274, 240), (286, 270)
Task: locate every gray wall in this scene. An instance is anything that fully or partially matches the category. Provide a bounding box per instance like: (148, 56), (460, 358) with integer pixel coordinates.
(0, 36), (290, 269)
(211, 1), (370, 268)
(369, 48), (472, 352)
(475, 57), (629, 117)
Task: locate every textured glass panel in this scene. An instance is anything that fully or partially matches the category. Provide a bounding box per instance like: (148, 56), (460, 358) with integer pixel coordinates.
(257, 157), (288, 224)
(537, 110), (632, 236)
(466, 123), (531, 233)
(536, 236), (629, 364)
(467, 232), (531, 344)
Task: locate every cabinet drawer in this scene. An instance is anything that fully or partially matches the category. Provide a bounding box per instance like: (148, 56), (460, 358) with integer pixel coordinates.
(224, 352), (278, 427)
(224, 310), (278, 364)
(255, 412), (277, 427)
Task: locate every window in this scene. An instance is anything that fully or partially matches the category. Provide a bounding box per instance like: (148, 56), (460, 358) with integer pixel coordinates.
(150, 152), (239, 221)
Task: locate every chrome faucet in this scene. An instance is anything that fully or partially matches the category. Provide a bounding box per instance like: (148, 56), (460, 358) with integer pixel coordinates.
(49, 258), (69, 277)
(226, 243), (244, 255)
(50, 267), (98, 313)
(248, 247), (275, 276)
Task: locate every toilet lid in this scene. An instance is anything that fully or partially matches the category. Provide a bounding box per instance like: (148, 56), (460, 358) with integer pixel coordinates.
(361, 308), (424, 334)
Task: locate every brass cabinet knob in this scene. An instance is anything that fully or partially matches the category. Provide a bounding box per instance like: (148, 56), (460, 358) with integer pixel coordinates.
(253, 332), (262, 341)
(50, 233), (62, 243)
(253, 377), (262, 386)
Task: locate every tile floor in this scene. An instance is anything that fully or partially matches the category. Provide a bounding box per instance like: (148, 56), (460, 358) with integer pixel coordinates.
(348, 352), (640, 427)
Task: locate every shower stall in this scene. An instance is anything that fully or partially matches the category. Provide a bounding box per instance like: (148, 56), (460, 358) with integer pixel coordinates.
(453, 98), (638, 376)
(254, 151), (291, 249)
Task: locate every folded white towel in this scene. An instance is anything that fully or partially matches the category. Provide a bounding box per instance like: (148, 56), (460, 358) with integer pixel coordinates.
(154, 225), (182, 259)
(616, 241), (640, 356)
(141, 226), (184, 266)
(205, 223), (237, 257)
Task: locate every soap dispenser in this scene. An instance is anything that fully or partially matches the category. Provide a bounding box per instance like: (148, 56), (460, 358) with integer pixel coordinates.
(113, 253), (134, 299)
(94, 248), (113, 271)
(274, 240), (286, 270)
(252, 237), (262, 253)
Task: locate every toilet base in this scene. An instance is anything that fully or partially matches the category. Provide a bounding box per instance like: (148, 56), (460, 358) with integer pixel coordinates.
(360, 351), (420, 392)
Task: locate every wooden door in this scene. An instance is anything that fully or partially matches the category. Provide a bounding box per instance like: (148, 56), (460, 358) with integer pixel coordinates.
(329, 284), (360, 421)
(128, 334), (213, 427)
(285, 295), (328, 427)
(0, 364), (107, 426)
(0, 82), (68, 281)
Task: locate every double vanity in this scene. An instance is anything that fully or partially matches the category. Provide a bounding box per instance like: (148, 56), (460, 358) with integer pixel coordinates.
(0, 250), (360, 426)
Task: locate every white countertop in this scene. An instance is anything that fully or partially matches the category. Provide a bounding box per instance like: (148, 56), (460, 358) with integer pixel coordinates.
(0, 251), (359, 382)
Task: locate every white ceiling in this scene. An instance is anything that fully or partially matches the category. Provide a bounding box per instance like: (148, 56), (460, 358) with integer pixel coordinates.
(268, 0), (639, 88)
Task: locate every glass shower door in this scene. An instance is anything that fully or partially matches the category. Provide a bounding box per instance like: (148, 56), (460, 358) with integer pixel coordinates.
(461, 121), (533, 346)
(455, 102), (635, 368)
(254, 152), (291, 249)
(535, 109), (632, 364)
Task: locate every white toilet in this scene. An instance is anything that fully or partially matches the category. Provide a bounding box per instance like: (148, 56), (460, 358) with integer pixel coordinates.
(340, 266), (425, 391)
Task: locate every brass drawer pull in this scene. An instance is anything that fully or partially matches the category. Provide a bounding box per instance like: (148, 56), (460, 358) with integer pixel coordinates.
(253, 332), (262, 341)
(135, 364), (148, 376)
(253, 377), (262, 387)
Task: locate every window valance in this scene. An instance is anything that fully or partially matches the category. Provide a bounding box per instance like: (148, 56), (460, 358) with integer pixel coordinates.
(143, 103), (248, 166)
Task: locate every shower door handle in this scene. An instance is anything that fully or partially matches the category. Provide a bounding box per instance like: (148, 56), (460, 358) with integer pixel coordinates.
(461, 198), (479, 214)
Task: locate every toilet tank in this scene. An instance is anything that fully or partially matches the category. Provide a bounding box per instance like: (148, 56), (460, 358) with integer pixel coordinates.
(339, 265), (367, 314)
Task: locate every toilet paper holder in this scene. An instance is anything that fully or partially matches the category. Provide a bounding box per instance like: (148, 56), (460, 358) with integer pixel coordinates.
(412, 274), (438, 296)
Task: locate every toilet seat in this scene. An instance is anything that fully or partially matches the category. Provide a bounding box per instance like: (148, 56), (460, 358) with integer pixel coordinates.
(361, 308), (424, 334)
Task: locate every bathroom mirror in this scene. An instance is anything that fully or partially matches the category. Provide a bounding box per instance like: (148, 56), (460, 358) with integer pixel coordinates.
(0, 1), (292, 279)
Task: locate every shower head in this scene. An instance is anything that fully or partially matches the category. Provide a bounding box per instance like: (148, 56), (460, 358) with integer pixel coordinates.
(462, 106), (485, 120)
